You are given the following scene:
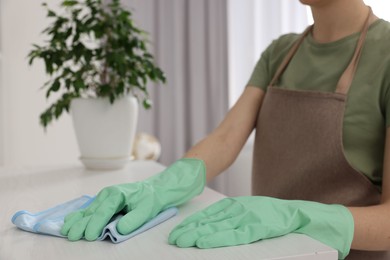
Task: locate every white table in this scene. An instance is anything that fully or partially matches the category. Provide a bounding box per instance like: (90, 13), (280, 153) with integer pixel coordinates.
(0, 161), (337, 260)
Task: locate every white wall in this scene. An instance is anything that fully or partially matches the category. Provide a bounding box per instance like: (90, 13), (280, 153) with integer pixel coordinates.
(219, 0), (308, 196)
(0, 0), (4, 165)
(1, 0), (79, 167)
(364, 1), (390, 22)
(227, 0), (309, 107)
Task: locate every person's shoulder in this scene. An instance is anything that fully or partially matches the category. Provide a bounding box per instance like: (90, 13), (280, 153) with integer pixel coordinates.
(267, 33), (301, 54)
(275, 33), (301, 46)
(265, 33), (301, 58)
(366, 19), (390, 66)
(368, 20), (390, 94)
(368, 19), (390, 42)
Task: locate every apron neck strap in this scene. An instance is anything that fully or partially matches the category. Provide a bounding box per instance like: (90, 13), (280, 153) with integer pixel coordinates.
(335, 7), (373, 94)
(269, 7), (373, 96)
(268, 26), (311, 87)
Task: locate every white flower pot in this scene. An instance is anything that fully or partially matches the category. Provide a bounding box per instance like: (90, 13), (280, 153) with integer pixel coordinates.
(70, 95), (138, 170)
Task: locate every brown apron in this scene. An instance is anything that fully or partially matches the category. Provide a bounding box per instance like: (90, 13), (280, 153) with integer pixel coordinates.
(251, 9), (389, 259)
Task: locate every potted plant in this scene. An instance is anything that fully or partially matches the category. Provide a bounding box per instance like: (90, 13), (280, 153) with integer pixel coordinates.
(28, 0), (166, 170)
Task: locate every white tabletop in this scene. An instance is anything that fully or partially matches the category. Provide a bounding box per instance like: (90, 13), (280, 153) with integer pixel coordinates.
(0, 161), (337, 260)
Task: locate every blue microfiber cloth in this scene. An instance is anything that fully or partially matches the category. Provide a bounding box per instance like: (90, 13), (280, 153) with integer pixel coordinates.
(11, 195), (178, 243)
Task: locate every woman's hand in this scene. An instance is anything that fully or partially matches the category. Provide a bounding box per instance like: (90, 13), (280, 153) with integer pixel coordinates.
(169, 196), (354, 259)
(60, 158), (206, 241)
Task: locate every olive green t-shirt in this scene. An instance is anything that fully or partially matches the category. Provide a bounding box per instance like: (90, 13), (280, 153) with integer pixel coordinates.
(247, 19), (390, 187)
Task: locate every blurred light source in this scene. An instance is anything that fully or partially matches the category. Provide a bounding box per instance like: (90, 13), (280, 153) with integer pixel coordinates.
(364, 0), (390, 22)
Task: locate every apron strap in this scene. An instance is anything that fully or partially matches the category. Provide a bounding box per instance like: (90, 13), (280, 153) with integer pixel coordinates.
(335, 7), (373, 94)
(269, 7), (373, 96)
(269, 26), (312, 87)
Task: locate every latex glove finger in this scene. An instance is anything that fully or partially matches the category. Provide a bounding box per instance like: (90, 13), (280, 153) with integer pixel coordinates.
(169, 198), (237, 245)
(67, 215), (92, 241)
(84, 194), (124, 241)
(173, 216), (243, 248)
(61, 188), (117, 239)
(195, 227), (261, 248)
(83, 188), (111, 216)
(170, 198), (234, 235)
(116, 203), (154, 235)
(172, 209), (290, 249)
(60, 210), (85, 236)
(194, 220), (290, 249)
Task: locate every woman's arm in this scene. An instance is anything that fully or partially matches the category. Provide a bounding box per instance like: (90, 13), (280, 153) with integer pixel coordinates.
(184, 86), (265, 182)
(348, 127), (390, 250)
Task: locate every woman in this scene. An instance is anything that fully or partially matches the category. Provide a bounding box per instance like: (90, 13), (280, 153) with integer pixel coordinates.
(60, 0), (390, 258)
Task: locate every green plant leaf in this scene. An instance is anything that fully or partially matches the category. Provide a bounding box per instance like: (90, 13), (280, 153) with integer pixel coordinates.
(47, 10), (57, 17)
(65, 78), (72, 90)
(74, 78), (86, 90)
(62, 0), (78, 7)
(40, 110), (52, 128)
(143, 99), (152, 109)
(54, 104), (64, 118)
(46, 80), (61, 98)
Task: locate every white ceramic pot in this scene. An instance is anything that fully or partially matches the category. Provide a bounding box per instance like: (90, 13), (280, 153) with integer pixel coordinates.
(70, 95), (138, 170)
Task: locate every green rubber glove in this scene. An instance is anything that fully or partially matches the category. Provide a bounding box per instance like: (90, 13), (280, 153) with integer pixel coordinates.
(169, 196), (354, 259)
(60, 158), (206, 241)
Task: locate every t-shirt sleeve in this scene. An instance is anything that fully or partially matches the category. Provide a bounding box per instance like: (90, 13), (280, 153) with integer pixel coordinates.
(386, 91), (390, 128)
(384, 67), (390, 127)
(246, 41), (276, 92)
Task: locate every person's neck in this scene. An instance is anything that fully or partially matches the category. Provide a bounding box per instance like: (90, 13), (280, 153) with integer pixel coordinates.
(310, 0), (373, 43)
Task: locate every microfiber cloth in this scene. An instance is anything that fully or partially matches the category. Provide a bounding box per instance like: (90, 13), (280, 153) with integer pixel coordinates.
(11, 195), (178, 243)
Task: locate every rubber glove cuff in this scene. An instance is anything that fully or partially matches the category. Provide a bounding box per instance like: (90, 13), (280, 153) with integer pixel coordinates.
(296, 204), (354, 259)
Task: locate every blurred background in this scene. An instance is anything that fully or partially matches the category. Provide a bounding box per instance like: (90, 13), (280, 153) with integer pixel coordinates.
(0, 0), (388, 195)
